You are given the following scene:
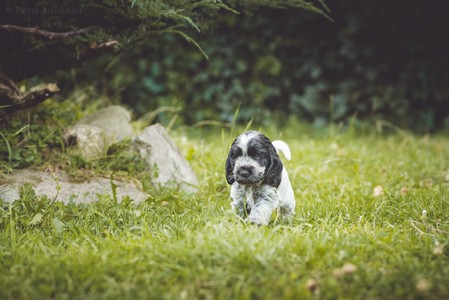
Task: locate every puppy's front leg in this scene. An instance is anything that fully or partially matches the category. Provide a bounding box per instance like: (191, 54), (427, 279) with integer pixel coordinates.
(230, 183), (247, 218)
(248, 187), (279, 226)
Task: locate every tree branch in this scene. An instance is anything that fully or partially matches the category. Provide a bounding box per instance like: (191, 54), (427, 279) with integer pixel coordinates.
(0, 73), (21, 96)
(0, 25), (96, 39)
(0, 83), (59, 117)
(15, 84), (59, 110)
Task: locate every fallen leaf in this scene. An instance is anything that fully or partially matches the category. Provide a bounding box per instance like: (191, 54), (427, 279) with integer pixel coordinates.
(333, 262), (357, 278)
(373, 185), (383, 197)
(416, 279), (430, 292)
(342, 262), (357, 274)
(433, 244), (444, 256)
(305, 279), (318, 292)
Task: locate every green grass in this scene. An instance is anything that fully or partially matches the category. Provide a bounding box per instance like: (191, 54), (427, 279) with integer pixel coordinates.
(2, 121), (449, 299)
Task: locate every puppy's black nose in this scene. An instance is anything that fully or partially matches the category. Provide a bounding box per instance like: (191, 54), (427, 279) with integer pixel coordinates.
(237, 166), (252, 178)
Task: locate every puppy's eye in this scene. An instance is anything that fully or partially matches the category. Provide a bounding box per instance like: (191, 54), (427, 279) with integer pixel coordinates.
(247, 147), (260, 159)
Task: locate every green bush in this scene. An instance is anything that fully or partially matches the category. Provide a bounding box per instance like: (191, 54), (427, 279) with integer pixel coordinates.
(56, 0), (449, 131)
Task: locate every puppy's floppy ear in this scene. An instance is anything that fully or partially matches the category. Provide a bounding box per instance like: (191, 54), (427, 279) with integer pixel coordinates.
(264, 141), (283, 188)
(225, 155), (235, 185)
(225, 141), (237, 185)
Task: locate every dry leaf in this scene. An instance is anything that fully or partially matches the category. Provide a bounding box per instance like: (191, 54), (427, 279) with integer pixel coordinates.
(305, 279), (318, 292)
(432, 244), (444, 256)
(333, 262), (357, 278)
(373, 185), (383, 197)
(341, 262), (357, 274)
(415, 279), (430, 292)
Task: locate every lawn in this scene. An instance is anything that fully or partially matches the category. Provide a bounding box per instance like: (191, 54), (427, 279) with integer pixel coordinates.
(1, 121), (449, 299)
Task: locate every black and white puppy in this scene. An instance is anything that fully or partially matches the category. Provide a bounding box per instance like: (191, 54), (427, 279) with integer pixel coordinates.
(225, 131), (295, 225)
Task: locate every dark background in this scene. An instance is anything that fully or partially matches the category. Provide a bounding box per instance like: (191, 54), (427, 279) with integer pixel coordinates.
(3, 0), (449, 131)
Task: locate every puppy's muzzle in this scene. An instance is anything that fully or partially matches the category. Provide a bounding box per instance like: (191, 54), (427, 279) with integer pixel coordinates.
(236, 165), (259, 184)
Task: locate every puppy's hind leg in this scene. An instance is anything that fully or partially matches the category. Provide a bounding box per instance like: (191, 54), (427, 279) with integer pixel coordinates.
(278, 204), (295, 222)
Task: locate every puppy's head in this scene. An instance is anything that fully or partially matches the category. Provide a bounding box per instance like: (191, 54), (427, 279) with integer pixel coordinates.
(225, 131), (283, 187)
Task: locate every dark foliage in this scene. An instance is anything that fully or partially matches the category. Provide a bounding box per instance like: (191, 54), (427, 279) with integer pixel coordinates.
(0, 0), (327, 115)
(59, 0), (449, 131)
(2, 0), (448, 131)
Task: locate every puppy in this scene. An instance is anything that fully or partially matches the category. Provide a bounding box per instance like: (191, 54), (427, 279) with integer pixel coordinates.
(225, 131), (295, 225)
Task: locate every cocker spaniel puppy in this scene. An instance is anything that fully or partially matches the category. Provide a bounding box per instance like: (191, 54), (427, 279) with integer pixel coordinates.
(225, 131), (295, 225)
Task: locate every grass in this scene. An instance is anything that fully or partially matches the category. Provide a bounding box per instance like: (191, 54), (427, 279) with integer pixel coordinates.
(2, 118), (449, 299)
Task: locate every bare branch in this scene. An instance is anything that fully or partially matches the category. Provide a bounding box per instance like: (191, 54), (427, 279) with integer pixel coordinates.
(0, 83), (59, 117)
(0, 73), (22, 96)
(0, 25), (96, 39)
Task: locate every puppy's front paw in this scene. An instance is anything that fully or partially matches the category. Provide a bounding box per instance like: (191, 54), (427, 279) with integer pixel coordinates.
(248, 215), (268, 226)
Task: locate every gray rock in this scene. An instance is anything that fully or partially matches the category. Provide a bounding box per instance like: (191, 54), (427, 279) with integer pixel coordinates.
(65, 105), (133, 159)
(0, 121), (198, 205)
(65, 124), (107, 159)
(0, 170), (148, 204)
(134, 124), (198, 193)
(76, 105), (133, 141)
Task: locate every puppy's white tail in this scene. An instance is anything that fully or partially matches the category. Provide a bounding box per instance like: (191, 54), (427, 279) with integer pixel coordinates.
(272, 140), (292, 161)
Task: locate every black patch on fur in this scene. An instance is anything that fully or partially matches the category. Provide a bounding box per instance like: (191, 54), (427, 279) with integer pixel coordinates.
(225, 140), (238, 185)
(256, 133), (283, 188)
(245, 204), (251, 215)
